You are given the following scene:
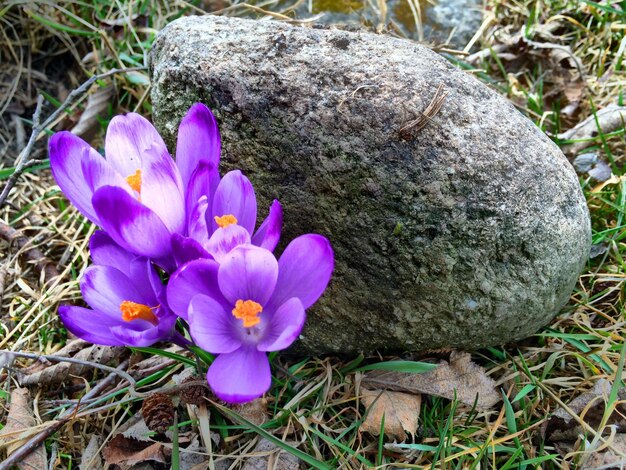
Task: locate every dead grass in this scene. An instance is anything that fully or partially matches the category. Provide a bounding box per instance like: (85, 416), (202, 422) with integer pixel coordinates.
(1, 0), (626, 468)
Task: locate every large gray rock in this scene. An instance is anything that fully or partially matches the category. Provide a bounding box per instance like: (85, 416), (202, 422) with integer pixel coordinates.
(150, 16), (591, 354)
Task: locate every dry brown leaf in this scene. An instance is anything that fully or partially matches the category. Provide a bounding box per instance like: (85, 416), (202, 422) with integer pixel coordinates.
(558, 106), (626, 155)
(79, 435), (102, 469)
(18, 344), (123, 386)
(362, 351), (500, 410)
(103, 434), (170, 469)
(360, 389), (420, 441)
(0, 388), (47, 470)
(231, 398), (269, 426)
(71, 84), (115, 139)
(581, 433), (626, 469)
(544, 379), (626, 443)
(242, 438), (301, 470)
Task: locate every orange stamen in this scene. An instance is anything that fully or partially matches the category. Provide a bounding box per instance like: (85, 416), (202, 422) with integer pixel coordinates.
(120, 301), (158, 326)
(126, 169), (142, 193)
(214, 214), (238, 228)
(232, 299), (263, 328)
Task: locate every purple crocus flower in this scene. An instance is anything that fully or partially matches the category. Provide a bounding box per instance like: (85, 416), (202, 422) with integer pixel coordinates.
(49, 113), (188, 269)
(166, 235), (334, 403)
(176, 168), (284, 265)
(59, 231), (177, 346)
(50, 102), (280, 270)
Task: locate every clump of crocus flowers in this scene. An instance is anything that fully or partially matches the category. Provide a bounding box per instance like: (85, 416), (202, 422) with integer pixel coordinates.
(50, 103), (333, 403)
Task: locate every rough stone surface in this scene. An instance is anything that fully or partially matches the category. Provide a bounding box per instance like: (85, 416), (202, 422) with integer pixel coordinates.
(150, 16), (591, 355)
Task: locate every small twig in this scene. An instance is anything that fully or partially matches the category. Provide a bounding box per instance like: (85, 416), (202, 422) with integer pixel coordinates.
(2, 350), (144, 397)
(0, 67), (147, 208)
(0, 220), (60, 281)
(399, 83), (449, 140)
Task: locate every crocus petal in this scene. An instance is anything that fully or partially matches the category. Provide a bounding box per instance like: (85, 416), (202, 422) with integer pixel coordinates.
(268, 234), (334, 310)
(205, 225), (251, 264)
(257, 297), (306, 351)
(92, 185), (172, 260)
(188, 196), (210, 246)
(89, 231), (137, 273)
(105, 112), (168, 176)
(129, 258), (161, 306)
(211, 170), (257, 235)
(188, 294), (241, 354)
(171, 233), (211, 267)
(140, 145), (185, 234)
(49, 132), (109, 224)
(59, 306), (125, 347)
(166, 258), (223, 320)
(110, 315), (175, 347)
(207, 347), (271, 404)
(252, 200), (283, 252)
(176, 103), (221, 191)
(218, 245), (278, 306)
(80, 265), (151, 318)
(185, 161), (220, 236)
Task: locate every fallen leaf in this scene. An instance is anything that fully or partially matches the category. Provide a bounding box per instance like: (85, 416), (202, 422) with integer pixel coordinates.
(0, 388), (47, 470)
(71, 85), (115, 140)
(558, 106), (626, 155)
(581, 433), (626, 469)
(18, 344), (123, 386)
(242, 438), (301, 470)
(360, 389), (420, 441)
(544, 379), (626, 442)
(79, 435), (102, 469)
(231, 398), (269, 426)
(103, 434), (170, 469)
(361, 351), (500, 410)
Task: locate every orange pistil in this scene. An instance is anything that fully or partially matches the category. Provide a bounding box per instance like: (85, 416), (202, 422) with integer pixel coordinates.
(232, 299), (263, 328)
(214, 214), (238, 228)
(126, 169), (142, 193)
(120, 301), (158, 325)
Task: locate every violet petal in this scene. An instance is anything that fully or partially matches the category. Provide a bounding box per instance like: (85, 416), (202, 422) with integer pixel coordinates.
(207, 346), (271, 404)
(205, 224), (251, 264)
(92, 185), (173, 260)
(176, 103), (221, 191)
(257, 297), (306, 352)
(59, 306), (126, 346)
(268, 234), (334, 310)
(252, 200), (283, 252)
(188, 294), (242, 354)
(140, 145), (186, 234)
(212, 170), (257, 235)
(105, 112), (168, 177)
(218, 245), (278, 306)
(166, 258), (223, 320)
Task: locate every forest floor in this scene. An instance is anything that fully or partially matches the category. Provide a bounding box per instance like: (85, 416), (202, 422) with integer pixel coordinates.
(1, 1), (625, 468)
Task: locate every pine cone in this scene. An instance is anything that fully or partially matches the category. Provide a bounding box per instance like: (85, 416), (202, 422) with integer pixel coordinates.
(180, 375), (211, 406)
(141, 393), (175, 434)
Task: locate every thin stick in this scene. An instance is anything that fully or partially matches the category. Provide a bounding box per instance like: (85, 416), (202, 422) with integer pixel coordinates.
(399, 83), (449, 140)
(2, 350), (144, 398)
(0, 67), (147, 208)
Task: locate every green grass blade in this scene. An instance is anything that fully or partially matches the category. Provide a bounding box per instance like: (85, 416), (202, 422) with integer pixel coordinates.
(130, 346), (195, 367)
(213, 402), (332, 470)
